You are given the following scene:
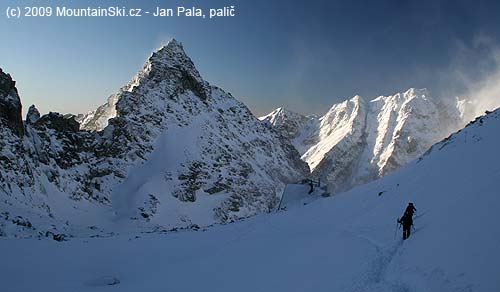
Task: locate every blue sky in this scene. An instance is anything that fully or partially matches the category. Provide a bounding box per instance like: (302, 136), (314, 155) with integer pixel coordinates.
(1, 0), (499, 116)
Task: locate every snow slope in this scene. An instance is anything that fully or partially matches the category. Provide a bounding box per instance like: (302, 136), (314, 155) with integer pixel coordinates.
(262, 89), (476, 194)
(278, 182), (326, 210)
(1, 99), (499, 292)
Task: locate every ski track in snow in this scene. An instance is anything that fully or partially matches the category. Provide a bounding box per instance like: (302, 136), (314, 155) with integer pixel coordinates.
(337, 225), (408, 292)
(348, 237), (409, 292)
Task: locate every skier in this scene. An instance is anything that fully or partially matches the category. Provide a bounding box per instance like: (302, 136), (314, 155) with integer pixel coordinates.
(398, 202), (416, 240)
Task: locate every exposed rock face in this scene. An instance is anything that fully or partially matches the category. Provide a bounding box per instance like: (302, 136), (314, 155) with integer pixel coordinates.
(0, 39), (309, 238)
(26, 105), (40, 125)
(0, 69), (23, 136)
(35, 112), (80, 133)
(77, 40), (210, 131)
(261, 89), (473, 194)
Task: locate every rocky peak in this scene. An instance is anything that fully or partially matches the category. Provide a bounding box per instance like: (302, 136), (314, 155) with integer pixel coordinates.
(113, 38), (210, 119)
(0, 69), (16, 96)
(404, 87), (429, 99)
(26, 105), (40, 125)
(78, 39), (210, 131)
(152, 39), (208, 100)
(260, 107), (307, 125)
(134, 38), (207, 100)
(326, 95), (364, 111)
(260, 107), (311, 141)
(372, 88), (429, 104)
(0, 68), (24, 136)
(150, 39), (196, 72)
(34, 112), (80, 133)
(321, 95), (365, 127)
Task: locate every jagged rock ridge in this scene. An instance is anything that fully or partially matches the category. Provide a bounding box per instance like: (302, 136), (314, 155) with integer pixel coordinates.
(0, 39), (309, 238)
(261, 88), (476, 194)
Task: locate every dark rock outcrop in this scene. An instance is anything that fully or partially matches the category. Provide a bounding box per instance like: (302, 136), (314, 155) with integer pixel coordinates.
(26, 105), (40, 125)
(34, 112), (80, 133)
(0, 69), (23, 136)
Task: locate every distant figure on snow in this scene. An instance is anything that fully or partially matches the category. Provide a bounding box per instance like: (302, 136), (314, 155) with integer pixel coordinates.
(398, 202), (416, 240)
(308, 180), (314, 194)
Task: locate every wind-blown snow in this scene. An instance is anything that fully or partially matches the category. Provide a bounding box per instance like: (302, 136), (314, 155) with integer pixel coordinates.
(1, 108), (499, 292)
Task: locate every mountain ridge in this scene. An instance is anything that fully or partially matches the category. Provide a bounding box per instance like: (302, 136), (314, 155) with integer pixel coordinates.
(261, 88), (479, 194)
(0, 39), (309, 238)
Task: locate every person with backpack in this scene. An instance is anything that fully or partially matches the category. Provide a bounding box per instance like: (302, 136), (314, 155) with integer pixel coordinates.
(404, 202), (416, 218)
(398, 202), (416, 240)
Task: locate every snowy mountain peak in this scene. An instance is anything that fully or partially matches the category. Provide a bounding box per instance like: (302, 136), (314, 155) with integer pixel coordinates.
(259, 107), (313, 143)
(260, 107), (306, 124)
(124, 38), (206, 98)
(78, 39), (208, 131)
(351, 94), (364, 101)
(148, 39), (200, 76)
(113, 40), (211, 120)
(270, 107), (286, 115)
(164, 38), (183, 49)
(155, 38), (185, 58)
(371, 88), (429, 104)
(324, 95), (365, 116)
